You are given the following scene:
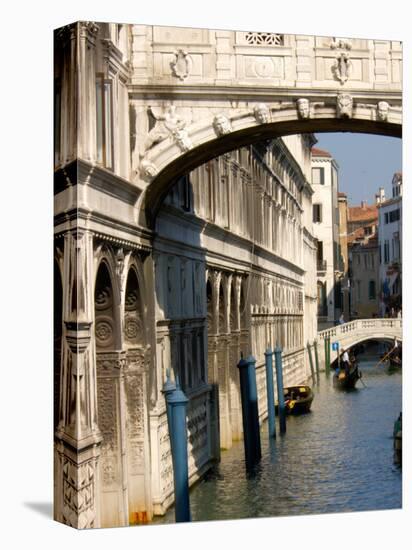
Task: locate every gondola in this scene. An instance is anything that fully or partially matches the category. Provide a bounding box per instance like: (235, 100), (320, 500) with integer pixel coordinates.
(283, 385), (314, 414)
(333, 363), (361, 390)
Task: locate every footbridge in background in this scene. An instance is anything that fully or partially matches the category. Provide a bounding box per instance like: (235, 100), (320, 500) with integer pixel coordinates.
(317, 319), (402, 364)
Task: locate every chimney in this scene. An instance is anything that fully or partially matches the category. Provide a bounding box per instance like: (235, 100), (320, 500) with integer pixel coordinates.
(361, 201), (367, 209)
(375, 187), (386, 204)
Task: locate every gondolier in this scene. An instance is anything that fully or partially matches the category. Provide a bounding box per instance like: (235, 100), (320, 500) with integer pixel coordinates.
(342, 348), (350, 375)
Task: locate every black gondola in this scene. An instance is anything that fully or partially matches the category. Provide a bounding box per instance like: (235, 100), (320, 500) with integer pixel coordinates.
(283, 385), (314, 414)
(333, 363), (361, 390)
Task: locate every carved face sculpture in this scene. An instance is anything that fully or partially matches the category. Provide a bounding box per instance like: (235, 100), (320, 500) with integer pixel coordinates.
(213, 114), (231, 136)
(254, 103), (270, 124)
(297, 98), (310, 119)
(172, 128), (192, 152)
(337, 93), (353, 118)
(377, 101), (389, 121)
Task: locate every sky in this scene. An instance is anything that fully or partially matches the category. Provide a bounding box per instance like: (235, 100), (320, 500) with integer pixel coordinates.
(313, 133), (402, 207)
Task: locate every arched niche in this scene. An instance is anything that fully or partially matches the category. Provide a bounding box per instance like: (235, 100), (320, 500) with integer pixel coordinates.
(124, 267), (144, 348)
(218, 281), (225, 334)
(94, 262), (116, 350)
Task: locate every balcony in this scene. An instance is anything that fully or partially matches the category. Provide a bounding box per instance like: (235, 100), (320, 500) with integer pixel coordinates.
(317, 260), (327, 272)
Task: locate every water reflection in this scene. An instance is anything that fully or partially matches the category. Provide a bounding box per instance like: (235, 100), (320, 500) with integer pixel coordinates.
(155, 353), (401, 523)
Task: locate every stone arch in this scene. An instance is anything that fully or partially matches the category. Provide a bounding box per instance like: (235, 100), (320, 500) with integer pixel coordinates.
(94, 259), (128, 527)
(123, 265), (144, 348)
(94, 260), (117, 351)
(218, 280), (225, 335)
(138, 107), (401, 229)
(229, 279), (237, 332)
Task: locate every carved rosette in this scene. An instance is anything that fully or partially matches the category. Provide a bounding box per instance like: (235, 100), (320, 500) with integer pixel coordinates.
(95, 316), (115, 348)
(170, 49), (192, 81)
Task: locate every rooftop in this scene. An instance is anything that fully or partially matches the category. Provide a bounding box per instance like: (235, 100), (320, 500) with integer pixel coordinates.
(311, 147), (332, 158)
(348, 203), (378, 222)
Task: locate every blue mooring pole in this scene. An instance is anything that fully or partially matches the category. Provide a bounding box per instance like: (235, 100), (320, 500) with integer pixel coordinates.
(165, 378), (191, 522)
(264, 348), (276, 439)
(307, 341), (316, 383)
(237, 355), (262, 468)
(313, 339), (320, 383)
(162, 369), (176, 453)
(274, 346), (286, 434)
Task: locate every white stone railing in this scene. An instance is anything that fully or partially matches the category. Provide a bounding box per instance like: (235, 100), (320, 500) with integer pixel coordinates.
(317, 318), (402, 362)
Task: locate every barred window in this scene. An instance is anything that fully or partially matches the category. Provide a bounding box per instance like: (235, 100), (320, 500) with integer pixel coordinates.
(245, 32), (284, 45)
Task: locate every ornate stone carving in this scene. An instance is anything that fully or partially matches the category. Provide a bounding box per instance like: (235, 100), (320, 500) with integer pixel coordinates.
(377, 101), (390, 121)
(139, 159), (158, 182)
(95, 317), (114, 347)
(115, 248), (126, 291)
(253, 103), (270, 124)
(170, 49), (192, 81)
(170, 126), (193, 152)
(333, 52), (352, 84)
(245, 32), (284, 45)
(336, 93), (353, 118)
(213, 114), (232, 136)
(330, 37), (352, 50)
(124, 315), (142, 341)
(143, 105), (192, 154)
(296, 98), (311, 119)
(62, 457), (96, 529)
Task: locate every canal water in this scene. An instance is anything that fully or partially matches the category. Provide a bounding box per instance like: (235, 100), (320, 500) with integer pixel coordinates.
(157, 353), (402, 523)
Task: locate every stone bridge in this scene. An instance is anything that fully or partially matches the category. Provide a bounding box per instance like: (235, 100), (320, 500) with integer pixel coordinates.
(127, 28), (402, 227)
(317, 319), (402, 363)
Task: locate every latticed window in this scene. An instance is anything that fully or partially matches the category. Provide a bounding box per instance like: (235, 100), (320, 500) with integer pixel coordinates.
(245, 32), (284, 45)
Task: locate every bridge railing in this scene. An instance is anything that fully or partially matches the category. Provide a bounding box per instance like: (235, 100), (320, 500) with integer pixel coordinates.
(317, 318), (402, 343)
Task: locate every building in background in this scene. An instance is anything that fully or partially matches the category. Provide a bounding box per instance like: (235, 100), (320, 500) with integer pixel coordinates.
(338, 192), (350, 320)
(377, 172), (402, 315)
(311, 147), (342, 329)
(347, 200), (379, 318)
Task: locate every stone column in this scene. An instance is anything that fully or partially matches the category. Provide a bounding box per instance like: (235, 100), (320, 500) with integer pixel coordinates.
(78, 22), (99, 162)
(55, 24), (77, 166)
(55, 230), (102, 529)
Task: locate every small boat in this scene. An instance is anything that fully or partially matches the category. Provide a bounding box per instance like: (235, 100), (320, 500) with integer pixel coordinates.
(393, 413), (402, 465)
(283, 385), (314, 414)
(333, 363), (361, 390)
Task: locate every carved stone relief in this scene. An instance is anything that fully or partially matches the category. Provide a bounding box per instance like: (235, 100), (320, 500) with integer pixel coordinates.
(296, 98), (311, 119)
(213, 114), (232, 136)
(139, 159), (158, 182)
(253, 103), (270, 124)
(336, 93), (353, 118)
(333, 52), (352, 84)
(377, 101), (390, 121)
(170, 49), (192, 81)
(62, 456), (96, 529)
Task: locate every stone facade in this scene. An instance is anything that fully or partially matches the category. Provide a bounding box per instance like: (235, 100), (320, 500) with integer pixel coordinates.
(53, 21), (402, 529)
(377, 173), (402, 314)
(311, 148), (342, 328)
(347, 201), (379, 319)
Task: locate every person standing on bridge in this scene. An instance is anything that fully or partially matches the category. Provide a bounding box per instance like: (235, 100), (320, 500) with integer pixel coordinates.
(339, 313), (345, 325)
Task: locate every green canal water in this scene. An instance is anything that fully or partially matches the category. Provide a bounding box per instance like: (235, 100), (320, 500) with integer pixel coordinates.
(156, 354), (402, 523)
